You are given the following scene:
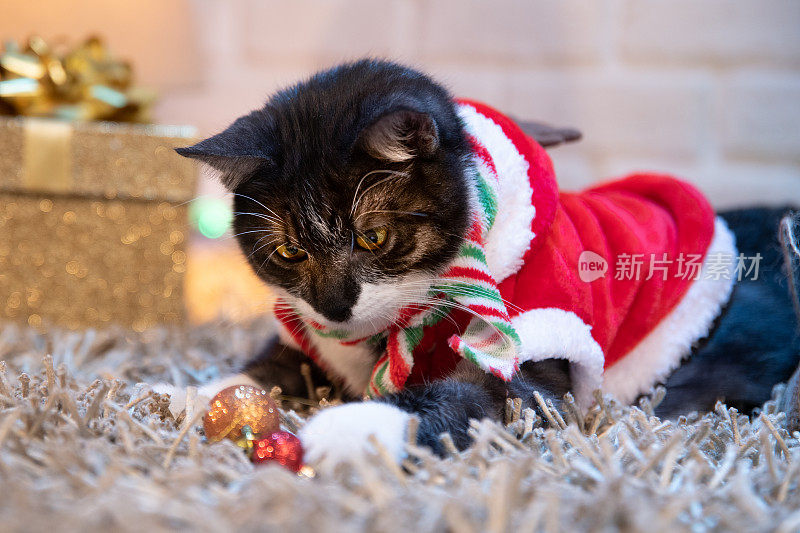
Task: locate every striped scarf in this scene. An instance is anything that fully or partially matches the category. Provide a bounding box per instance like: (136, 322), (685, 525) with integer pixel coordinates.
(275, 139), (521, 397)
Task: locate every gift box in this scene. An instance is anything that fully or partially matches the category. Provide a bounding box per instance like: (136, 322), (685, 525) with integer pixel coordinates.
(0, 117), (197, 331)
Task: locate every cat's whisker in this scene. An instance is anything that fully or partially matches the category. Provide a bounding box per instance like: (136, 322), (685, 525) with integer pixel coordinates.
(232, 211), (283, 225)
(423, 301), (510, 340)
(354, 230), (388, 268)
(227, 228), (273, 240)
(251, 232), (283, 249)
(350, 169), (410, 217)
(395, 277), (526, 314)
(271, 290), (510, 348)
(231, 194), (294, 236)
(435, 283), (525, 314)
(378, 303), (462, 331)
(391, 286), (524, 317)
(255, 247), (282, 276)
(246, 238), (281, 262)
(233, 211), (280, 224)
(250, 239), (280, 257)
(232, 193), (286, 222)
(277, 316), (311, 349)
(382, 294), (513, 341)
(362, 291), (503, 332)
(349, 169), (400, 216)
(353, 209), (429, 223)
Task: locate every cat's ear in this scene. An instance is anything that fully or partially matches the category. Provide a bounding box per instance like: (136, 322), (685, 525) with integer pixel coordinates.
(357, 110), (439, 163)
(176, 113), (274, 190)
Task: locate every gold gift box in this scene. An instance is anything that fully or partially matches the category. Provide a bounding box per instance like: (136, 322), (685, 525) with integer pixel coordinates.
(0, 117), (197, 331)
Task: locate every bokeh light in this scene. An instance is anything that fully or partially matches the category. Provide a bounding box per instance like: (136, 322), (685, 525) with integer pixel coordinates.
(190, 197), (232, 239)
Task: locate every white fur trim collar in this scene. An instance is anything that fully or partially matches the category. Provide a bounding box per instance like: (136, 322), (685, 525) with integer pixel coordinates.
(457, 103), (535, 283)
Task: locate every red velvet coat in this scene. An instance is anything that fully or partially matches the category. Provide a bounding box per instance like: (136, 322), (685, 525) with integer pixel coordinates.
(402, 100), (736, 405)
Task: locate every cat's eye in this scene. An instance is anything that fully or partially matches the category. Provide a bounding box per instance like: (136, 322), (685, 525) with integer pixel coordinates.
(276, 243), (307, 262)
(356, 227), (388, 250)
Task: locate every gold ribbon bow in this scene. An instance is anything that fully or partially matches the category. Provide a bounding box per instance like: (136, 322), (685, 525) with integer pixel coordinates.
(0, 35), (155, 123)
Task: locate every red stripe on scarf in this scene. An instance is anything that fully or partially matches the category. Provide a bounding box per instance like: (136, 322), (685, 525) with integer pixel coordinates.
(274, 303), (328, 372)
(466, 220), (483, 243)
(464, 304), (509, 321)
(443, 265), (498, 286)
(468, 329), (504, 350)
(385, 331), (411, 390)
(368, 353), (390, 391)
(467, 135), (498, 180)
(457, 98), (559, 254)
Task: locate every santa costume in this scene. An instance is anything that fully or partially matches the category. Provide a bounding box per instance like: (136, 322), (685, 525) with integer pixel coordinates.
(276, 99), (737, 407)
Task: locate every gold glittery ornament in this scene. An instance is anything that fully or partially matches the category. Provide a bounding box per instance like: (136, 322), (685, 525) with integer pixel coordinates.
(203, 386), (281, 443)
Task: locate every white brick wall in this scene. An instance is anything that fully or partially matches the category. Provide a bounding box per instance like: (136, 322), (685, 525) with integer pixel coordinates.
(505, 71), (712, 159)
(147, 0), (800, 207)
(718, 73), (800, 160)
(243, 0), (418, 64)
(417, 0), (607, 66)
(620, 0), (800, 67)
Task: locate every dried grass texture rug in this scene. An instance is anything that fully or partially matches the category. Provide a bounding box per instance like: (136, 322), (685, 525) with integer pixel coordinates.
(1, 320), (799, 533)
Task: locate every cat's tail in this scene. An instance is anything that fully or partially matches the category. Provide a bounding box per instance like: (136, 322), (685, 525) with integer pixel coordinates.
(781, 212), (800, 325)
(779, 212), (800, 431)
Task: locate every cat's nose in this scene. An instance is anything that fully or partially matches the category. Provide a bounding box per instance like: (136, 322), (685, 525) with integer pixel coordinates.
(317, 300), (353, 323)
(313, 279), (360, 323)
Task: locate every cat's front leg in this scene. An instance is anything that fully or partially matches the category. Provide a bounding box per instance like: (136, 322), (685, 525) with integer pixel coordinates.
(238, 335), (333, 397)
(298, 388), (495, 470)
(299, 359), (572, 468)
(299, 361), (506, 467)
(202, 335), (334, 400)
(298, 401), (413, 468)
(155, 335), (331, 412)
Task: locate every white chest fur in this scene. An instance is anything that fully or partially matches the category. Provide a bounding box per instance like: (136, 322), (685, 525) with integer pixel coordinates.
(308, 335), (377, 395)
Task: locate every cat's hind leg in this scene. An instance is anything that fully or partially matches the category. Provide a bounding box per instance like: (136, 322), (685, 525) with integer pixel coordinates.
(656, 207), (800, 418)
(780, 212), (800, 431)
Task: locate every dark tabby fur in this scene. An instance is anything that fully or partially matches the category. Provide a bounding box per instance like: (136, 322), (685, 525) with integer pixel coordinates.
(178, 59), (800, 455)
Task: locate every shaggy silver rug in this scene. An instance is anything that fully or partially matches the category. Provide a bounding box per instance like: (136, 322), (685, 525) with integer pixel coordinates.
(0, 319), (799, 533)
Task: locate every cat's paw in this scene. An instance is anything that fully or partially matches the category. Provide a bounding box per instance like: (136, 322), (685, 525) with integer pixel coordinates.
(152, 373), (262, 417)
(195, 373), (264, 400)
(298, 402), (410, 471)
(782, 364), (800, 432)
(151, 382), (189, 418)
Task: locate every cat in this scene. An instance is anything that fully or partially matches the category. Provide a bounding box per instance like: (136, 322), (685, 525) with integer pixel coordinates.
(174, 59), (800, 467)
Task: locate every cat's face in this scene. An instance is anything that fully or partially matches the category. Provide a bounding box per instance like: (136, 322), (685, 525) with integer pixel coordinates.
(179, 60), (472, 331)
(230, 141), (468, 330)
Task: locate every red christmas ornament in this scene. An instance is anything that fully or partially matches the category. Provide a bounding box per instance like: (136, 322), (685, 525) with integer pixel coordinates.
(251, 430), (304, 472)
